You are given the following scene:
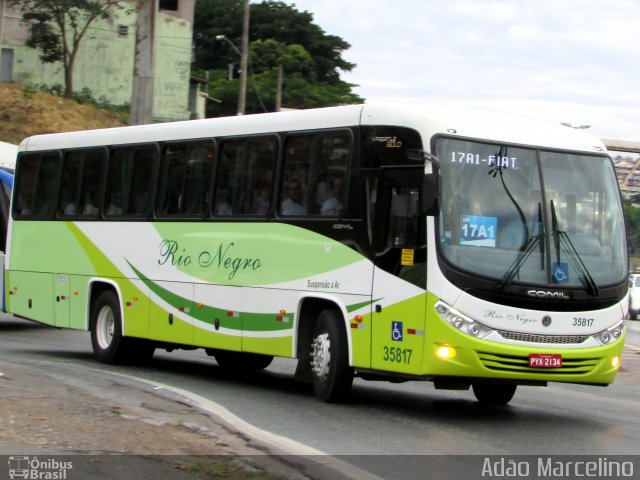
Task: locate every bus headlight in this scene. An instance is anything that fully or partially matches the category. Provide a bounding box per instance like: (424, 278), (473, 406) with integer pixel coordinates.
(594, 320), (625, 346)
(435, 301), (493, 339)
(436, 345), (457, 359)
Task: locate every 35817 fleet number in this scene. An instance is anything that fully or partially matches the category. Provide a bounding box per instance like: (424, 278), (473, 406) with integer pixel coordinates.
(383, 346), (413, 364)
(572, 317), (594, 327)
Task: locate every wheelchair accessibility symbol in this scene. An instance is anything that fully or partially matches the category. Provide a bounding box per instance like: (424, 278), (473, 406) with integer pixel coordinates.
(552, 262), (569, 284)
(392, 321), (403, 342)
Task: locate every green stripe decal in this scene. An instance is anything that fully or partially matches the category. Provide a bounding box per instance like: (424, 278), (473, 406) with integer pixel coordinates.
(67, 222), (126, 278)
(127, 261), (291, 332)
(346, 298), (380, 313)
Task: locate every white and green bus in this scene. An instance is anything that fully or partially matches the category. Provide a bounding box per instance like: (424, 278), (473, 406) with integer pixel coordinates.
(7, 105), (628, 405)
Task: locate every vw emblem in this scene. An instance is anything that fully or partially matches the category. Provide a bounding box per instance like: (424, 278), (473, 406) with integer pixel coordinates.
(542, 315), (552, 327)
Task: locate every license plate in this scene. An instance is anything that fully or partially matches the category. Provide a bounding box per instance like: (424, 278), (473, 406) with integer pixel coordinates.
(529, 353), (563, 368)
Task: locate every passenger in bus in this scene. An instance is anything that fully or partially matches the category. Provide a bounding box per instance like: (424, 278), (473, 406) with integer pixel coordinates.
(83, 190), (100, 215)
(314, 178), (332, 206)
(17, 200), (31, 215)
(106, 193), (123, 215)
(214, 189), (232, 215)
(281, 178), (306, 215)
(130, 187), (151, 214)
(16, 174), (35, 214)
(60, 175), (78, 215)
(321, 177), (344, 216)
(33, 174), (58, 214)
(62, 199), (77, 215)
(252, 182), (271, 215)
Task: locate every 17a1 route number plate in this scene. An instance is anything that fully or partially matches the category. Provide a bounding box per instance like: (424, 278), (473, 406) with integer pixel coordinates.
(529, 353), (562, 368)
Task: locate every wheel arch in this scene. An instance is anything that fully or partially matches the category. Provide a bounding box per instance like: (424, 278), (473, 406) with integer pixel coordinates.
(296, 294), (352, 364)
(86, 278), (124, 333)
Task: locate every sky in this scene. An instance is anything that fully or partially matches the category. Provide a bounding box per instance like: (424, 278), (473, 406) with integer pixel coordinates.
(288, 0), (640, 142)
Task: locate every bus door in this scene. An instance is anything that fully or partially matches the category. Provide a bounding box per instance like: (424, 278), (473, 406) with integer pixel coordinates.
(370, 167), (427, 374)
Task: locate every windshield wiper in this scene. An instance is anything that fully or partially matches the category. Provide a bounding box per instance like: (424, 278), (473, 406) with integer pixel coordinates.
(550, 200), (599, 296)
(496, 234), (543, 290)
(497, 202), (545, 290)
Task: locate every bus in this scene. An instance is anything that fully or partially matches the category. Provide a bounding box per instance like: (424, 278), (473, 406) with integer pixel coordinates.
(7, 105), (628, 405)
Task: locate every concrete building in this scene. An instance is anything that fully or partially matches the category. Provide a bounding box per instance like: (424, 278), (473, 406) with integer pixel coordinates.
(0, 0), (196, 122)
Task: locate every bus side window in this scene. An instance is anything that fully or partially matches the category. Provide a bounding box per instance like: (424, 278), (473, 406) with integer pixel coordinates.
(80, 150), (106, 216)
(246, 138), (276, 216)
(217, 136), (277, 217)
(157, 144), (188, 215)
(279, 132), (350, 217)
(14, 154), (39, 216)
(280, 136), (312, 216)
(35, 154), (61, 215)
(182, 143), (214, 215)
(59, 152), (83, 216)
(106, 145), (157, 217)
(316, 135), (349, 216)
(106, 149), (127, 215)
(156, 142), (214, 217)
(58, 149), (106, 218)
(14, 153), (61, 217)
(215, 143), (235, 216)
(128, 148), (156, 215)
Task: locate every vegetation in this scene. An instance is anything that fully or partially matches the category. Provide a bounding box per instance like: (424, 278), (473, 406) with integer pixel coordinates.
(9, 0), (124, 98)
(8, 0), (362, 118)
(193, 0), (364, 116)
(0, 0), (362, 141)
(0, 82), (124, 145)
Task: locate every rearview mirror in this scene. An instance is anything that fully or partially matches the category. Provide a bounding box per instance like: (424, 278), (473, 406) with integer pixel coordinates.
(421, 152), (440, 217)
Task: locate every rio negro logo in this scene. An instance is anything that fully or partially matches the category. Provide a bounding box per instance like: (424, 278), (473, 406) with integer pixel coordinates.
(158, 239), (262, 280)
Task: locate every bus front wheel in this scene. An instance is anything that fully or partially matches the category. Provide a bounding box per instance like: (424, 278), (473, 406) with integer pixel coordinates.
(472, 383), (517, 406)
(310, 309), (353, 402)
(90, 290), (153, 364)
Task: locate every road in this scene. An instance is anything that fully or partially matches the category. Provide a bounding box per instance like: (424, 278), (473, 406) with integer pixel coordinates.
(1, 314), (639, 480)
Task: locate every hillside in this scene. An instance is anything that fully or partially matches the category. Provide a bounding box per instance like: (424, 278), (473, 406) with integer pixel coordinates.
(0, 83), (125, 145)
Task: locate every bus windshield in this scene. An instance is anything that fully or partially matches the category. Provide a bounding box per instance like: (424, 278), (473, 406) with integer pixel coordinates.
(436, 137), (627, 289)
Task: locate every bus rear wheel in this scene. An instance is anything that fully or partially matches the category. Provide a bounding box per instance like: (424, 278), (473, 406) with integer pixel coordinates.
(90, 290), (154, 364)
(472, 383), (517, 406)
(310, 309), (353, 402)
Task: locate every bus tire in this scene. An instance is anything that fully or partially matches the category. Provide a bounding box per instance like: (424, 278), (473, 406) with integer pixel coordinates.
(310, 309), (353, 402)
(472, 383), (517, 406)
(90, 290), (139, 364)
(208, 349), (274, 371)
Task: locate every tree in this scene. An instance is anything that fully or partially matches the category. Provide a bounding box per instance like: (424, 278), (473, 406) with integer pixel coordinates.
(11, 0), (123, 98)
(205, 38), (362, 117)
(249, 39), (312, 76)
(193, 0), (363, 115)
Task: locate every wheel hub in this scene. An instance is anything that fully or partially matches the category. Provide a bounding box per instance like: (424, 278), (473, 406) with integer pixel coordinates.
(96, 305), (115, 350)
(310, 333), (330, 378)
